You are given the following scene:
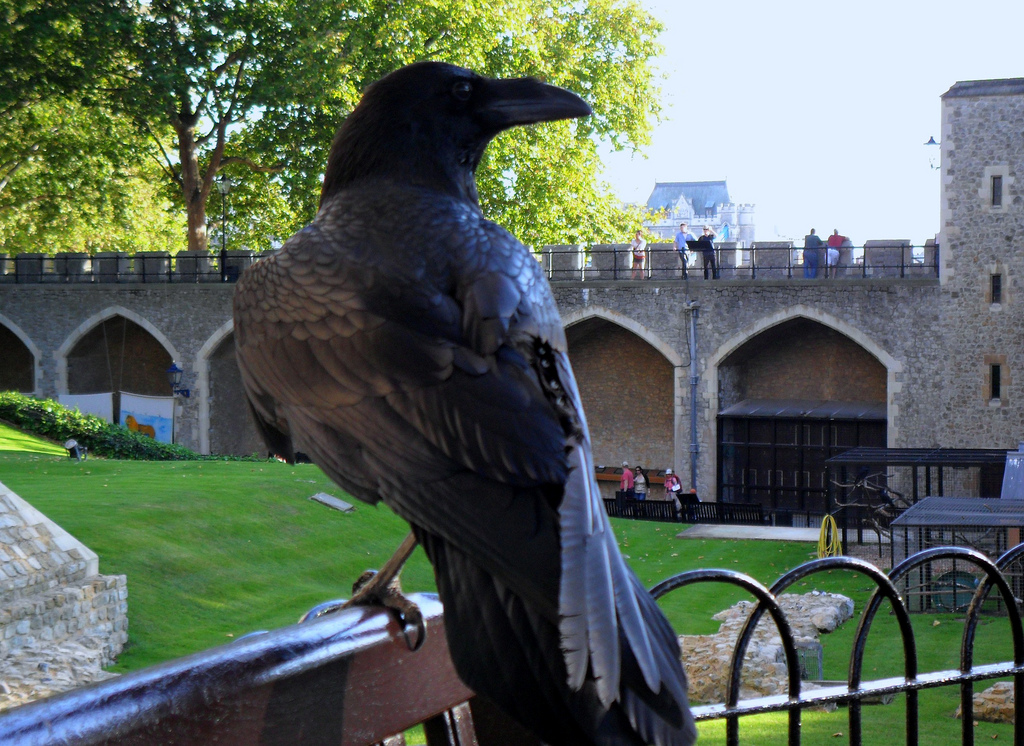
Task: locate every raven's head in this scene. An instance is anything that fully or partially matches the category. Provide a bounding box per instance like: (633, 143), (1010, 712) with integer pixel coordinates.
(321, 62), (592, 206)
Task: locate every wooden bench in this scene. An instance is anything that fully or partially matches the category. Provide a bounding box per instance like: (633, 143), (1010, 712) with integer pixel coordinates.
(0, 593), (540, 745)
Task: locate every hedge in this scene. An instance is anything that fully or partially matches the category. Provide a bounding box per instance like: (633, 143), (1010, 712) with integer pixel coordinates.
(0, 392), (203, 461)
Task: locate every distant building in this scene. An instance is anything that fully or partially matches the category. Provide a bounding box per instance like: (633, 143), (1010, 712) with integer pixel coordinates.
(642, 180), (756, 247)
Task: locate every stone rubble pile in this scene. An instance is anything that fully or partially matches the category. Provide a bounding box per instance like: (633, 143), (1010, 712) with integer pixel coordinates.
(680, 591), (855, 703)
(956, 681), (1014, 724)
(0, 481), (128, 713)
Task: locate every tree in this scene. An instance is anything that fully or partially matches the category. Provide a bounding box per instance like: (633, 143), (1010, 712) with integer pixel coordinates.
(3, 0), (662, 253)
(0, 97), (184, 254)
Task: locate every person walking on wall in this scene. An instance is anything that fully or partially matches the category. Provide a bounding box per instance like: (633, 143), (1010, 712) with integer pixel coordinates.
(633, 466), (648, 501)
(826, 229), (844, 279)
(696, 225), (718, 279)
(673, 222), (695, 279)
(630, 229), (647, 280)
(619, 461), (635, 499)
(803, 228), (823, 279)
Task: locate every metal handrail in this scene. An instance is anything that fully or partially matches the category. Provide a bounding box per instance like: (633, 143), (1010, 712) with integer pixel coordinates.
(540, 243), (939, 283)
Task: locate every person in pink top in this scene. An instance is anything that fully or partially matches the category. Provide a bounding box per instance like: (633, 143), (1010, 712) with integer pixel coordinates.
(619, 461), (635, 498)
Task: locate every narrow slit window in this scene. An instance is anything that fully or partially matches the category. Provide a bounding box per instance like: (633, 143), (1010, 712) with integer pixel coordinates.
(991, 364), (1002, 399)
(992, 274), (1003, 304)
(992, 175), (1003, 207)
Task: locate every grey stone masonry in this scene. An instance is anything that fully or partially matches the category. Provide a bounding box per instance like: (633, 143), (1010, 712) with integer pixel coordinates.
(0, 480), (127, 711)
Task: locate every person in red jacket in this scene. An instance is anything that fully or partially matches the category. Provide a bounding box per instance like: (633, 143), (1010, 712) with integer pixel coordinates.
(826, 229), (845, 279)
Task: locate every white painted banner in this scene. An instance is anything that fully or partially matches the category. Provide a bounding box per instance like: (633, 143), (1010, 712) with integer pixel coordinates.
(119, 392), (175, 444)
(58, 393), (114, 423)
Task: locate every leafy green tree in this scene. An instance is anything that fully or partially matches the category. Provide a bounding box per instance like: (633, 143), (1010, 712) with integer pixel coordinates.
(3, 0), (662, 253)
(0, 98), (184, 254)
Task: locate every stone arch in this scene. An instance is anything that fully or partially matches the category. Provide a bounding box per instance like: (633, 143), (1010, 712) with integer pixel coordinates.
(562, 305), (687, 477)
(55, 306), (181, 395)
(195, 320), (262, 456)
(562, 306), (686, 368)
(0, 312), (42, 395)
(705, 304), (902, 502)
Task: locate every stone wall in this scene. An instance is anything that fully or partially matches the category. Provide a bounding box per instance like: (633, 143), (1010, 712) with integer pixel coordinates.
(0, 480), (127, 711)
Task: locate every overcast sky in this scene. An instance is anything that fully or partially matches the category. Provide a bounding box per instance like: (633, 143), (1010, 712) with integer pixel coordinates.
(600, 0), (1024, 244)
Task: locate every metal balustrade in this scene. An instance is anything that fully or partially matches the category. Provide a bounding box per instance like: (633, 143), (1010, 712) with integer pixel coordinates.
(0, 242), (939, 285)
(540, 242), (940, 283)
(0, 251), (275, 284)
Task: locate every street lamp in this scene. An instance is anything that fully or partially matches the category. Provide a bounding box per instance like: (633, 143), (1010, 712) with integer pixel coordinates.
(217, 174), (233, 281)
(167, 362), (190, 398)
(924, 136), (940, 170)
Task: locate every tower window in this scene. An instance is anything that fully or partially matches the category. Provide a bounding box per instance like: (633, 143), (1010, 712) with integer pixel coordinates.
(992, 175), (1003, 207)
(992, 274), (1003, 304)
(991, 365), (1002, 400)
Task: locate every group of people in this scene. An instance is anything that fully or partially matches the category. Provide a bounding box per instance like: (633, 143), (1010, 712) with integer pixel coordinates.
(629, 222), (719, 280)
(673, 222), (719, 280)
(803, 228), (848, 279)
(619, 462), (694, 514)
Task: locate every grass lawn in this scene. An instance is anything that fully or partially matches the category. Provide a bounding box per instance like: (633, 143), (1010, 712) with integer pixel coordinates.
(0, 429), (1014, 743)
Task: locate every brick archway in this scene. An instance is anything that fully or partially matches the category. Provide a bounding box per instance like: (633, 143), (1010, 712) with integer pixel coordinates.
(563, 306), (685, 476)
(705, 304), (901, 503)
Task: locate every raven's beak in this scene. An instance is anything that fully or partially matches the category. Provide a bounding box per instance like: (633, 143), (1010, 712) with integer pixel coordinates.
(478, 77), (592, 131)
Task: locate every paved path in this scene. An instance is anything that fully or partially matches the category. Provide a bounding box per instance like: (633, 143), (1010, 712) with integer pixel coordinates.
(677, 524), (888, 544)
(677, 524), (822, 542)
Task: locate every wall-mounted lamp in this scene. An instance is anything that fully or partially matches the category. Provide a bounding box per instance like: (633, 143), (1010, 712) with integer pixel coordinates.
(924, 136), (940, 170)
(167, 362), (191, 398)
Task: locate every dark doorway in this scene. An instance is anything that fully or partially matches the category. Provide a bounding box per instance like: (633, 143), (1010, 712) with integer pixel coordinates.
(66, 316), (172, 421)
(565, 317), (675, 472)
(0, 325), (34, 392)
(717, 318), (888, 521)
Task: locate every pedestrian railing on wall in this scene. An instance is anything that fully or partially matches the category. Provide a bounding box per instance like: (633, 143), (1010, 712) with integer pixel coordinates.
(539, 241), (940, 283)
(0, 549), (1021, 745)
(0, 250), (278, 284)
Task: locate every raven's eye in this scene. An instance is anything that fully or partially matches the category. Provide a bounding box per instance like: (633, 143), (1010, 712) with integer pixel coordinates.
(452, 81), (472, 101)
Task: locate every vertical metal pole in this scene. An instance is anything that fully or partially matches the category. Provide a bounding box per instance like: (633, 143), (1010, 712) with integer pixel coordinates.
(688, 303), (700, 492)
(220, 189), (229, 282)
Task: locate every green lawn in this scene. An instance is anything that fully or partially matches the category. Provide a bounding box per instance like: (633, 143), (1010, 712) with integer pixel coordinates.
(0, 428), (1014, 743)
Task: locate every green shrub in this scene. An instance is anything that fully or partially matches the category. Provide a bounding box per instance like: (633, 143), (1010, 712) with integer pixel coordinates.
(0, 391), (201, 461)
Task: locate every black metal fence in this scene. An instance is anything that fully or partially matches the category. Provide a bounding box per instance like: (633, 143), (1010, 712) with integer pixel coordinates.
(541, 242), (939, 282)
(652, 544), (1024, 746)
(0, 242), (939, 285)
(0, 250), (274, 284)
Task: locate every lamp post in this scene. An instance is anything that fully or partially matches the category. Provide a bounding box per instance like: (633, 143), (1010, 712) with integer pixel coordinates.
(925, 136), (940, 170)
(217, 174), (233, 281)
(167, 362), (190, 398)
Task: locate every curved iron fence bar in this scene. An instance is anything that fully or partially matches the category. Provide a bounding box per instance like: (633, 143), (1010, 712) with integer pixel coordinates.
(650, 568), (802, 746)
(884, 545), (1023, 746)
(764, 556), (919, 746)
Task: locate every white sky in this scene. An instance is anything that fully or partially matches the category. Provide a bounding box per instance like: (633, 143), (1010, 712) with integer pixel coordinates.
(600, 0), (1024, 244)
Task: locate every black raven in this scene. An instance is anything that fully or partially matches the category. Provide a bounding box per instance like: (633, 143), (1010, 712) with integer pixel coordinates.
(234, 61), (695, 746)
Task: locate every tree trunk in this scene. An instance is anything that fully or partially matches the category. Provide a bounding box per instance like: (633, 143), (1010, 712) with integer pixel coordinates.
(176, 119), (208, 253)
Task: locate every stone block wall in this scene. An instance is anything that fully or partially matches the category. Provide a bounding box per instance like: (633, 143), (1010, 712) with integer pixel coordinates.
(0, 480), (127, 711)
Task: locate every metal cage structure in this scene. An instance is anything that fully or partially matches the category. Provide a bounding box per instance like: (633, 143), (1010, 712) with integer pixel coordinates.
(890, 497), (1024, 613)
